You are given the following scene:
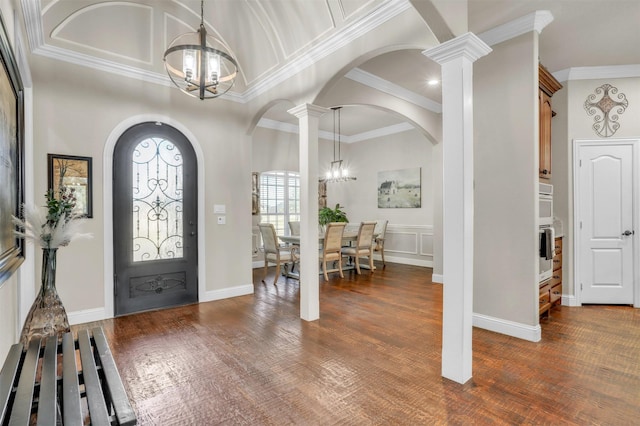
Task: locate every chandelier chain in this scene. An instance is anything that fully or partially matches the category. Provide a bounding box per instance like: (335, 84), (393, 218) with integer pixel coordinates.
(200, 0), (204, 27)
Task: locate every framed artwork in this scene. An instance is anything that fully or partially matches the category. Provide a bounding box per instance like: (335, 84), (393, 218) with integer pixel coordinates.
(251, 172), (260, 215)
(318, 179), (327, 208)
(48, 154), (93, 218)
(0, 11), (25, 285)
(377, 167), (421, 208)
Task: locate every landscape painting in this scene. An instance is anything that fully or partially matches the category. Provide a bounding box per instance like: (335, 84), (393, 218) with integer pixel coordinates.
(377, 167), (421, 208)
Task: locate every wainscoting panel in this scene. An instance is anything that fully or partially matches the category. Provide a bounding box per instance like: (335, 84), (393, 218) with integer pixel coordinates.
(252, 230), (260, 258)
(420, 232), (434, 257)
(383, 224), (433, 267)
(385, 231), (418, 255)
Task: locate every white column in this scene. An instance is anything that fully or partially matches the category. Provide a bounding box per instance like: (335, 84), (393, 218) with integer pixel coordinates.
(288, 103), (328, 321)
(424, 33), (491, 384)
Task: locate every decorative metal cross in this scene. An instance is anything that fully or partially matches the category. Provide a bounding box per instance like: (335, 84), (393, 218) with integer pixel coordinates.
(584, 84), (628, 137)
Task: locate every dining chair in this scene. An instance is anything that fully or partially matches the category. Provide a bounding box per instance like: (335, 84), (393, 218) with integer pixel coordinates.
(288, 221), (300, 236)
(341, 221), (377, 274)
(319, 222), (347, 281)
(258, 223), (298, 285)
(373, 219), (388, 268)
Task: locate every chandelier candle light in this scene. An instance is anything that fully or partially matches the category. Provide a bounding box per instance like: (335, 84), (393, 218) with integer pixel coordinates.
(163, 0), (238, 100)
(326, 107), (356, 182)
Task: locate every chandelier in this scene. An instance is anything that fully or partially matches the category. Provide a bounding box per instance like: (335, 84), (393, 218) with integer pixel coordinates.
(163, 0), (238, 100)
(325, 107), (356, 182)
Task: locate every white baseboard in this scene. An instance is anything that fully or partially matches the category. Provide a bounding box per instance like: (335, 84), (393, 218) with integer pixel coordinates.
(68, 285), (254, 325)
(378, 254), (433, 268)
(431, 273), (443, 283)
(562, 294), (579, 306)
(252, 261), (264, 269)
(201, 284), (254, 302)
(473, 313), (541, 342)
(68, 307), (108, 326)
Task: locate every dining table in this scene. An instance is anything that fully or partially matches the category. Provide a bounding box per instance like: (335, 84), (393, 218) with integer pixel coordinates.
(277, 231), (378, 278)
(278, 231), (361, 246)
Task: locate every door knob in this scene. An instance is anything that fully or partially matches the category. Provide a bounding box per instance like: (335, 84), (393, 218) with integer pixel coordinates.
(622, 230), (634, 236)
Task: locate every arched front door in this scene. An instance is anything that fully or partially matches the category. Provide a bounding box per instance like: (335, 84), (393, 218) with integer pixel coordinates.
(113, 122), (198, 316)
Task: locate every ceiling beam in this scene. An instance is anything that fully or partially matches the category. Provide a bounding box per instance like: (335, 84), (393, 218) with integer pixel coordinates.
(408, 0), (461, 43)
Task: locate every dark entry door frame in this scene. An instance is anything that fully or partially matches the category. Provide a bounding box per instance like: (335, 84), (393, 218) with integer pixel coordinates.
(113, 122), (198, 315)
(102, 116), (206, 319)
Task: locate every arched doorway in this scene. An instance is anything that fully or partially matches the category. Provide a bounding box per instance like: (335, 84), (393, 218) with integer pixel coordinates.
(112, 122), (198, 316)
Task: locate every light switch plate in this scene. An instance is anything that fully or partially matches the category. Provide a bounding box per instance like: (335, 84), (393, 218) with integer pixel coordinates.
(213, 204), (226, 214)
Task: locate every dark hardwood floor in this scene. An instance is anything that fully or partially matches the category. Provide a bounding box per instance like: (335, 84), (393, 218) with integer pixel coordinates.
(76, 263), (640, 425)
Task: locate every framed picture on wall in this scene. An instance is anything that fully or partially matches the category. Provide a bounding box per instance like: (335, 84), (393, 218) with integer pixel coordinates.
(377, 167), (421, 208)
(0, 10), (25, 286)
(48, 154), (93, 218)
(252, 172), (260, 215)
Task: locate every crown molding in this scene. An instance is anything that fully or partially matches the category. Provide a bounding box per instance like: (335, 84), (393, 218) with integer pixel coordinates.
(423, 32), (491, 64)
(20, 0), (44, 51)
(553, 64), (640, 82)
(346, 68), (442, 113)
(32, 43), (245, 103)
(242, 0), (411, 101)
(477, 10), (554, 47)
(347, 122), (414, 143)
(257, 117), (414, 143)
(257, 117), (336, 140)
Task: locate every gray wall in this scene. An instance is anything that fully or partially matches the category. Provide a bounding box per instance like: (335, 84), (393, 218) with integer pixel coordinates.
(473, 32), (539, 328)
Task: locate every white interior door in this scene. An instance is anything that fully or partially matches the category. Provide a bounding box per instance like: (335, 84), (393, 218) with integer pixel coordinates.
(577, 143), (635, 304)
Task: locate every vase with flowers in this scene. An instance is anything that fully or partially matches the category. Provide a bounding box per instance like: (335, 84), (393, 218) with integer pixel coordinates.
(12, 186), (91, 346)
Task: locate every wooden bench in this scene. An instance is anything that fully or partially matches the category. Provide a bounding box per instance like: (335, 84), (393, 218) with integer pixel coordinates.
(0, 327), (136, 425)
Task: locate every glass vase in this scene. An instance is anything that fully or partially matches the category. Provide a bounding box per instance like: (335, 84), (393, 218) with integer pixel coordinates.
(19, 248), (70, 346)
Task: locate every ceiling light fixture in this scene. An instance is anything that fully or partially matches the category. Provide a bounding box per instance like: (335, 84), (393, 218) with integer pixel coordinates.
(427, 79), (440, 86)
(163, 0), (238, 100)
(325, 107), (356, 182)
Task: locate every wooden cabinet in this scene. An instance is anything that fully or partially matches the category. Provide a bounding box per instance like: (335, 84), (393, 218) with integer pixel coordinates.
(539, 281), (551, 317)
(550, 237), (562, 308)
(540, 236), (563, 318)
(538, 64), (562, 180)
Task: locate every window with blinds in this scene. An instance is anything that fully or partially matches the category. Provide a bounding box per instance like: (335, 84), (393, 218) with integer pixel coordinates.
(259, 171), (300, 237)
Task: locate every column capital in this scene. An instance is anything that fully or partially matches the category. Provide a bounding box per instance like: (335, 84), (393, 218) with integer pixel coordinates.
(423, 32), (491, 65)
(288, 103), (329, 119)
(477, 10), (554, 47)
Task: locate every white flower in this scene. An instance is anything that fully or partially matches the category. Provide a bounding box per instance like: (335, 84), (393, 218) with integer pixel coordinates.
(12, 204), (92, 249)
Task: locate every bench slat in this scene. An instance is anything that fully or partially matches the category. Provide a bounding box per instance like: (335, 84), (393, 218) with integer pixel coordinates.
(62, 332), (83, 426)
(9, 338), (41, 425)
(0, 343), (24, 423)
(91, 327), (136, 426)
(36, 336), (58, 426)
(77, 329), (111, 425)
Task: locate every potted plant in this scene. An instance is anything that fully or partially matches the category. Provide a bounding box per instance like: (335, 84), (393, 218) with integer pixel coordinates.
(319, 203), (349, 231)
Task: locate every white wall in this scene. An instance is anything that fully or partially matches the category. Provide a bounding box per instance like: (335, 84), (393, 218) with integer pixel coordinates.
(325, 128), (436, 266)
(553, 76), (640, 302)
(0, 275), (17, 359)
(252, 127), (299, 173)
(332, 129), (434, 225)
(474, 32), (540, 332)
